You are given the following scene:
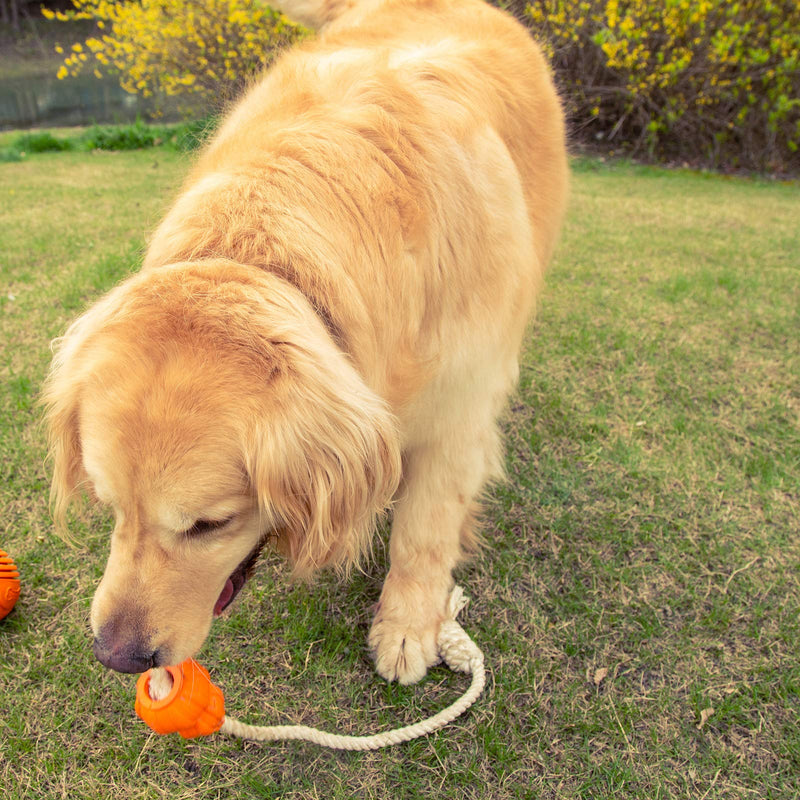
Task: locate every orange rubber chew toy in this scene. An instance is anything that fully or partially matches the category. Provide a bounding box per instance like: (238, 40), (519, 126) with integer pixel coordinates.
(0, 549), (21, 621)
(135, 659), (225, 738)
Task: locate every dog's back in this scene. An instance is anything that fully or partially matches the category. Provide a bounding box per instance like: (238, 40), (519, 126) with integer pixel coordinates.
(281, 0), (569, 268)
(144, 0), (568, 407)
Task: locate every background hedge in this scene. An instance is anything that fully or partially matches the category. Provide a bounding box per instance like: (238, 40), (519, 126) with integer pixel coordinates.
(522, 0), (800, 174)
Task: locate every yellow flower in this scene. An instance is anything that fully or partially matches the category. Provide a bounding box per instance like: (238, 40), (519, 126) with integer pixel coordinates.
(45, 0), (308, 99)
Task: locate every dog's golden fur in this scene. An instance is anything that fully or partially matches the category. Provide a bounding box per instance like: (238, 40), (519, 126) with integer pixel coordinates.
(43, 0), (568, 683)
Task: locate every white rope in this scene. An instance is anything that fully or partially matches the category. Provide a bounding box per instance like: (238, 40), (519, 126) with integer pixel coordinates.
(149, 586), (485, 749)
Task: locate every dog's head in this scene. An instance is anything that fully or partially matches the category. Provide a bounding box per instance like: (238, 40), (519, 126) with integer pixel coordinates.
(42, 261), (401, 672)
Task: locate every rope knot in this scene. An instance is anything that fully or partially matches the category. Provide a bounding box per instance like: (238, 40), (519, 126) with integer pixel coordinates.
(437, 586), (483, 674)
(438, 619), (483, 673)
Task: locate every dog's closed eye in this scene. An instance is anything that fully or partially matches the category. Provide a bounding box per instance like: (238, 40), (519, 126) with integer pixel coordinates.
(182, 516), (235, 538)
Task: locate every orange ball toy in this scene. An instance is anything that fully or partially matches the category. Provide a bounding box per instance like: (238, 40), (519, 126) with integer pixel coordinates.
(135, 658), (225, 738)
(0, 549), (21, 621)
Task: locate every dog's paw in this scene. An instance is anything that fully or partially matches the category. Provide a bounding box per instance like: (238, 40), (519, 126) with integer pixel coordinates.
(369, 570), (452, 684)
(368, 614), (441, 685)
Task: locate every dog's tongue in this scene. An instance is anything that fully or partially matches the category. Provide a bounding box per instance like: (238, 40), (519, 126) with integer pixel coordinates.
(214, 578), (235, 616)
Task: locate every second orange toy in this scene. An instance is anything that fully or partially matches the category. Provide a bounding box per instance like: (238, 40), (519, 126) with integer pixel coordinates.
(0, 549), (21, 621)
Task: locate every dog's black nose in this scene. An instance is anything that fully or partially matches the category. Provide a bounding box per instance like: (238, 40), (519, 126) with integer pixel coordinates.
(93, 636), (157, 674)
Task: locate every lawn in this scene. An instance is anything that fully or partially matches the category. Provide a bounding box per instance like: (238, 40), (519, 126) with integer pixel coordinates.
(1, 142), (798, 799)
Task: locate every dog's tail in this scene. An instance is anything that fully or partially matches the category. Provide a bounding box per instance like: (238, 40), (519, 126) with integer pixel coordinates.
(276, 0), (366, 29)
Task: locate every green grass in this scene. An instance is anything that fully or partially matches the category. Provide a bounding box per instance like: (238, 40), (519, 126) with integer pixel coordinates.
(1, 140), (799, 799)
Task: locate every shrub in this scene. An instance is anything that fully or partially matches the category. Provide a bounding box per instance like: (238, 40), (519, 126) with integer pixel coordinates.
(80, 119), (160, 150)
(13, 131), (74, 152)
(526, 0), (800, 173)
(1, 132), (72, 161)
(80, 118), (218, 151)
(42, 0), (307, 108)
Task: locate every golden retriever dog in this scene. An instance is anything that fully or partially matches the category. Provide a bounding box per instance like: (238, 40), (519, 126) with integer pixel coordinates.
(43, 0), (568, 685)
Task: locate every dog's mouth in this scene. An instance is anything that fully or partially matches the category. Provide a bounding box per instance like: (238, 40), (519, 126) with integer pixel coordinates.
(213, 539), (266, 617)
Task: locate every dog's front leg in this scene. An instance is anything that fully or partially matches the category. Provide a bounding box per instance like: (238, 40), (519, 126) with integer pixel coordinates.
(369, 433), (494, 684)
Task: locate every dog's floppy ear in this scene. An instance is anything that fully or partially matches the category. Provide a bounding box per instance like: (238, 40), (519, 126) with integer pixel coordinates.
(41, 313), (98, 530)
(40, 287), (127, 530)
(243, 320), (402, 578)
(40, 369), (84, 531)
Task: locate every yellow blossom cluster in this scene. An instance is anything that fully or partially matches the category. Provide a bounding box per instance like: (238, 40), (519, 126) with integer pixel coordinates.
(526, 0), (799, 171)
(42, 0), (307, 103)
